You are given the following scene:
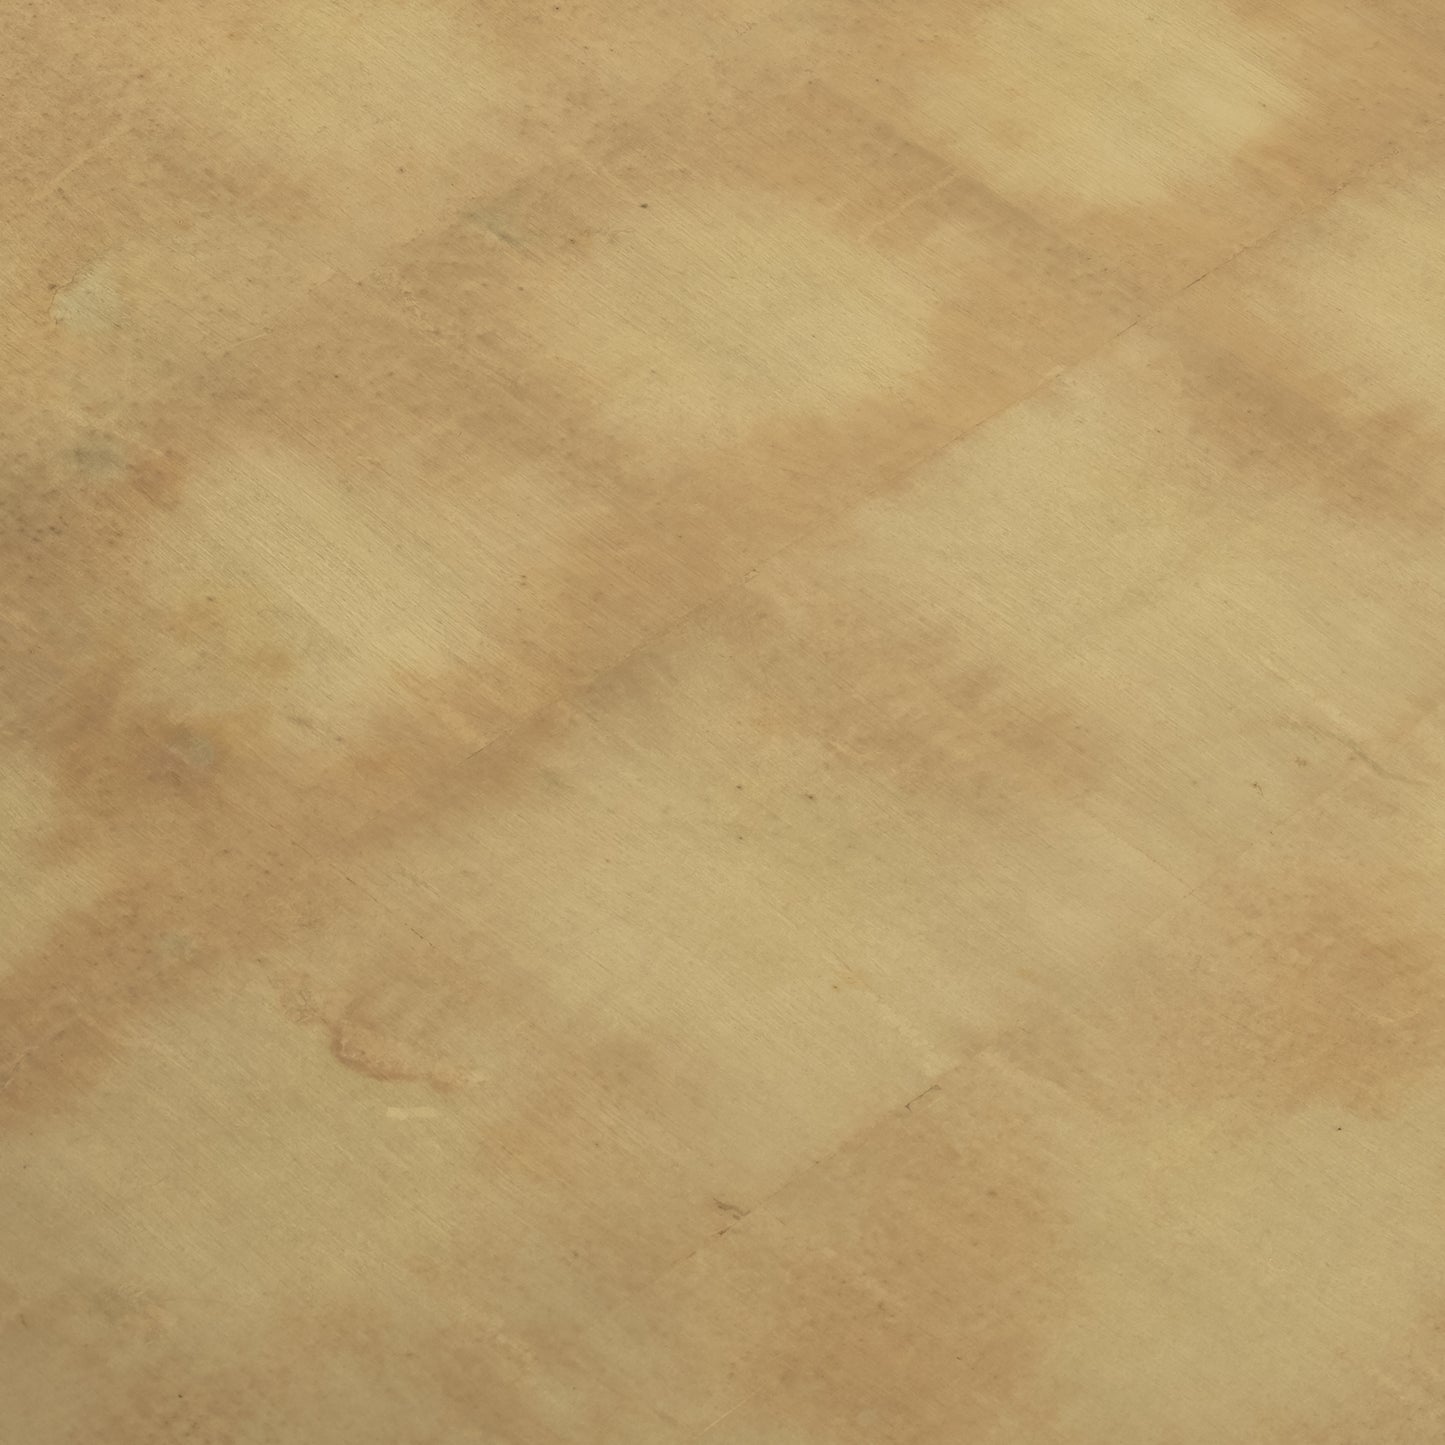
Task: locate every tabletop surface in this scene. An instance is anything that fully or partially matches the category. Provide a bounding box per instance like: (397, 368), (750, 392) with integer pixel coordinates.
(6, 3), (1445, 1441)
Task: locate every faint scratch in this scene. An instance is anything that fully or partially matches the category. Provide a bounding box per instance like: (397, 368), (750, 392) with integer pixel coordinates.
(699, 1387), (763, 1435)
(30, 120), (130, 205)
(859, 170), (960, 241)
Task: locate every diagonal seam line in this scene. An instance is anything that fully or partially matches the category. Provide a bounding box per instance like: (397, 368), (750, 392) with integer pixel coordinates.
(414, 112), (1442, 813)
(486, 109), (1445, 1339)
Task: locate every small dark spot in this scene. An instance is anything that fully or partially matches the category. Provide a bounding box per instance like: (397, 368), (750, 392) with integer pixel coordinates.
(804, 792), (815, 801)
(639, 202), (648, 208)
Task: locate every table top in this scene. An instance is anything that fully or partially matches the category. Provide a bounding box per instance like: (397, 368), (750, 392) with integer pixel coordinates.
(6, 3), (1445, 1441)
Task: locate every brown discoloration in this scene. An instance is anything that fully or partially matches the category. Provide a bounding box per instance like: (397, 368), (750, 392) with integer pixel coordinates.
(750, 1085), (1074, 1442)
(1144, 312), (1445, 541)
(1001, 755), (1445, 1123)
(758, 0), (1445, 296)
(1178, 879), (1445, 1120)
(0, 6), (1140, 1120)
(594, 1062), (1080, 1442)
(9, 0), (1445, 1440)
(123, 445), (191, 512)
(724, 582), (1105, 811)
(1156, 142), (1445, 541)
